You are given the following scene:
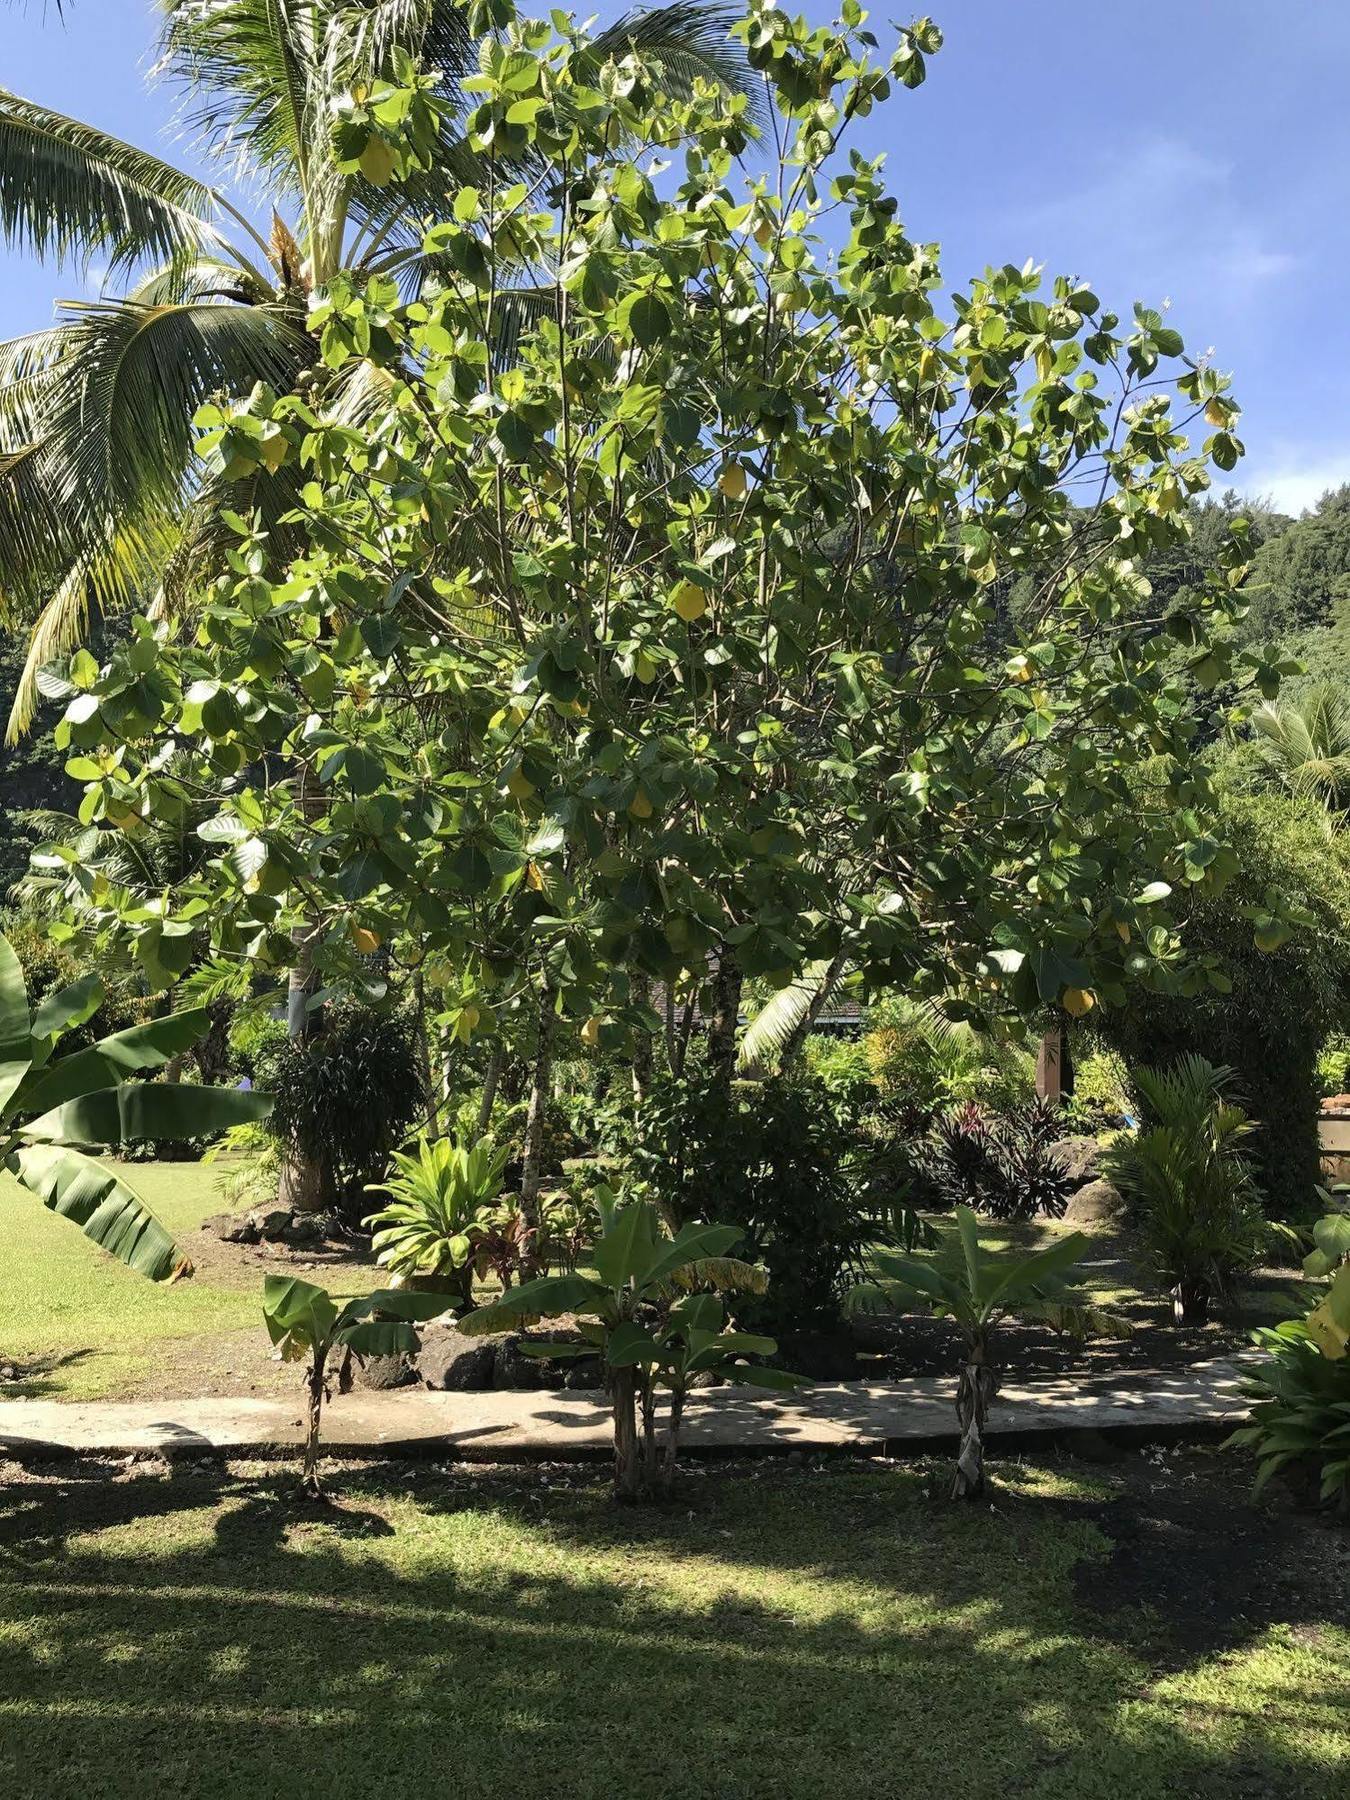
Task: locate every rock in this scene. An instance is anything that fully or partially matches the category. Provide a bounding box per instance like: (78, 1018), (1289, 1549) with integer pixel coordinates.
(562, 1357), (605, 1390)
(493, 1332), (557, 1391)
(204, 1212), (259, 1245)
(416, 1324), (496, 1392)
(359, 1353), (415, 1391)
(248, 1206), (294, 1241)
(687, 1369), (724, 1389)
(282, 1212), (325, 1247)
(1050, 1134), (1102, 1188)
(1065, 1177), (1126, 1226)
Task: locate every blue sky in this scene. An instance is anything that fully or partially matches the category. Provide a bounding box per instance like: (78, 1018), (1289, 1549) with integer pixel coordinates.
(5, 0), (1349, 513)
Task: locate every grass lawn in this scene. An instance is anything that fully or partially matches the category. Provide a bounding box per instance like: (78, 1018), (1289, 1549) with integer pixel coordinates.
(2, 1161), (379, 1402)
(0, 1450), (1345, 1800)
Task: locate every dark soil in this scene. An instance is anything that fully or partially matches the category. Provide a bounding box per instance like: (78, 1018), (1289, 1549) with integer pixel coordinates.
(1067, 1446), (1350, 1665)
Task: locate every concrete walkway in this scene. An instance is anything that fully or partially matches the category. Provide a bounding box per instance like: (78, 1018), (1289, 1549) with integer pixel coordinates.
(0, 1356), (1256, 1461)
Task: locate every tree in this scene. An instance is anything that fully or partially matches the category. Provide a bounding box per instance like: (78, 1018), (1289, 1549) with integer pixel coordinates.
(0, 0), (756, 738)
(36, 5), (1273, 1196)
(1097, 783), (1350, 1211)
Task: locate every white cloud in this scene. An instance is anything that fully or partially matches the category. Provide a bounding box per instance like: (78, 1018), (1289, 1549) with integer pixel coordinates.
(1221, 450), (1350, 516)
(1008, 132), (1297, 314)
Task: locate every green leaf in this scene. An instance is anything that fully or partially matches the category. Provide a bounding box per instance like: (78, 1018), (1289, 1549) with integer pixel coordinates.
(644, 1221), (743, 1288)
(0, 932), (33, 1117)
(9, 1141), (181, 1279)
(622, 291), (671, 348)
(607, 1320), (660, 1367)
(14, 1009), (216, 1115)
(263, 1273), (339, 1355)
(31, 971), (105, 1045)
(592, 1200), (658, 1290)
(21, 1081), (273, 1147)
(722, 1365), (812, 1392)
(458, 1274), (605, 1334)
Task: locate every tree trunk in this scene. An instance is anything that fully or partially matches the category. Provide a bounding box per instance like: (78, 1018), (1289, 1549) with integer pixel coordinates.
(519, 984), (556, 1231)
(777, 949), (847, 1070)
(631, 975), (654, 1103)
(706, 949), (742, 1091)
(477, 1039), (504, 1135)
(302, 1349), (328, 1499)
(951, 1353), (995, 1501)
(412, 968), (439, 1140)
(611, 1365), (641, 1501)
(277, 924), (328, 1212)
(660, 1386), (686, 1494)
(1172, 1280), (1211, 1325)
(640, 1377), (660, 1492)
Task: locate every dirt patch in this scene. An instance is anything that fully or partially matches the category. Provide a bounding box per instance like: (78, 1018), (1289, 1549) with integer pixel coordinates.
(1069, 1448), (1350, 1663)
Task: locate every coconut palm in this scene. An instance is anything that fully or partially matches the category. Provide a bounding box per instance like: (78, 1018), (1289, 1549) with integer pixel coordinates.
(1250, 683), (1350, 819)
(0, 0), (755, 738)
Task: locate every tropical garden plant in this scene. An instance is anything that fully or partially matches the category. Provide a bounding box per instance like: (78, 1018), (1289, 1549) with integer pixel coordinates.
(261, 1272), (452, 1496)
(365, 1131), (511, 1307)
(1226, 1203), (1350, 1510)
(847, 1206), (1128, 1499)
(1100, 1055), (1271, 1323)
(0, 0), (756, 738)
(0, 928), (269, 1277)
(459, 1194), (807, 1497)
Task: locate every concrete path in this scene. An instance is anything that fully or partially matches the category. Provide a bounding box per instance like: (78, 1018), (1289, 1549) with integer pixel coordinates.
(0, 1356), (1256, 1461)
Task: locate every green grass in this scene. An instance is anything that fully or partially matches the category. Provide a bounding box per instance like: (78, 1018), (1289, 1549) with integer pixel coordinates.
(0, 1458), (1345, 1799)
(3, 1161), (260, 1399)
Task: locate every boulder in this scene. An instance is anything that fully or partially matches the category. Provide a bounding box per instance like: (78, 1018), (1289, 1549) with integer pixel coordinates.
(416, 1324), (496, 1392)
(248, 1206), (294, 1241)
(1049, 1134), (1102, 1188)
(359, 1353), (415, 1391)
(493, 1332), (557, 1391)
(204, 1212), (259, 1245)
(1065, 1177), (1127, 1226)
(281, 1212), (326, 1247)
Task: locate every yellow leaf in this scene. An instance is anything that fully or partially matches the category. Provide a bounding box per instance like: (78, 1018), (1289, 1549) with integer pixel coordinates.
(580, 1017), (602, 1047)
(718, 462), (747, 500)
(1114, 920), (1131, 944)
(672, 582), (707, 623)
(506, 768), (536, 802)
(350, 926), (381, 956)
(635, 651), (657, 684)
(1062, 988), (1095, 1018)
(526, 861), (546, 891)
(629, 787), (654, 820)
(358, 136), (397, 186)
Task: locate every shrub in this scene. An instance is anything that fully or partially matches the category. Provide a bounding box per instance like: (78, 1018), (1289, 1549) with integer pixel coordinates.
(1317, 1033), (1350, 1100)
(1100, 1056), (1271, 1322)
(1227, 1207), (1350, 1509)
(924, 1100), (1074, 1221)
(1065, 1044), (1130, 1131)
(627, 1070), (866, 1336)
(257, 1003), (425, 1220)
(227, 1007), (288, 1081)
(364, 1135), (511, 1309)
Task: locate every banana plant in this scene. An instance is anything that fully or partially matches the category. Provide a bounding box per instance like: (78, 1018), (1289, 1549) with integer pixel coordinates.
(0, 930), (271, 1279)
(847, 1207), (1129, 1501)
(459, 1195), (808, 1498)
(262, 1273), (452, 1497)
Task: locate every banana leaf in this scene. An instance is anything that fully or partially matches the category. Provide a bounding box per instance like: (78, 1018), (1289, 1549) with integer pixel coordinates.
(9, 1141), (182, 1279)
(23, 1080), (272, 1146)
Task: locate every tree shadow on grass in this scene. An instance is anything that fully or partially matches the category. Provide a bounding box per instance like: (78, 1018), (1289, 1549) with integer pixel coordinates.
(0, 1455), (1344, 1800)
(0, 1349), (97, 1401)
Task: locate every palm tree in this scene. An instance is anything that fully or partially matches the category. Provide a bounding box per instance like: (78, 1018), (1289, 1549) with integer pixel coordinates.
(0, 0), (754, 739)
(1250, 683), (1350, 818)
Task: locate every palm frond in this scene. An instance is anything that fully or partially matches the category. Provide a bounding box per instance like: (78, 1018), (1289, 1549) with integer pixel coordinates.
(737, 960), (835, 1073)
(0, 85), (221, 274)
(589, 4), (762, 122)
